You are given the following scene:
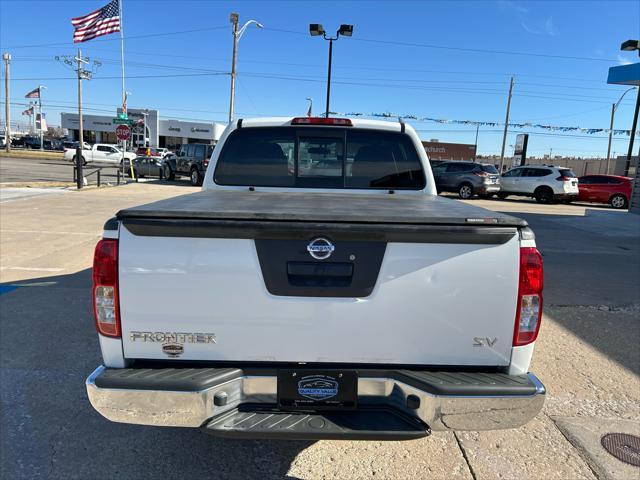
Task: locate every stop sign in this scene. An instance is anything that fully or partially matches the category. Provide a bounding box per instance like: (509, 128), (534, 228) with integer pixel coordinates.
(116, 124), (131, 141)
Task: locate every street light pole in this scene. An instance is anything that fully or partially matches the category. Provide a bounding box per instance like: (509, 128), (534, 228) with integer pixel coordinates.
(310, 24), (353, 118)
(325, 38), (333, 117)
(3, 52), (10, 153)
(606, 87), (635, 174)
(228, 13), (263, 124)
(624, 88), (640, 177)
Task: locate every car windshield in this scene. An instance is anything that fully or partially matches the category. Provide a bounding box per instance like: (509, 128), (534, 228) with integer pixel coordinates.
(214, 127), (425, 190)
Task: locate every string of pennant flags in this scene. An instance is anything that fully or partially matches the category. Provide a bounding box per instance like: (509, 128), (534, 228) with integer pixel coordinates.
(324, 111), (638, 136)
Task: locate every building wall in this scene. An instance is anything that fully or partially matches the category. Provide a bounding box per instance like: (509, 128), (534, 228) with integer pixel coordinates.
(61, 111), (225, 148)
(422, 141), (476, 161)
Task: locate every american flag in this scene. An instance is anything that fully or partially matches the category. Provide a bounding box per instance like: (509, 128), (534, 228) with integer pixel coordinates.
(25, 87), (40, 99)
(22, 107), (34, 116)
(72, 0), (121, 43)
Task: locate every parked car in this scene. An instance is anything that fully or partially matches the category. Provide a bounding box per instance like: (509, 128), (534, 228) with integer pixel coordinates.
(0, 135), (5, 147)
(498, 165), (579, 203)
(431, 161), (501, 199)
(124, 156), (164, 178)
(43, 138), (64, 151)
(163, 143), (215, 186)
(12, 135), (44, 148)
(63, 143), (136, 165)
(577, 174), (633, 209)
(85, 116), (545, 441)
(135, 147), (171, 158)
(64, 141), (92, 150)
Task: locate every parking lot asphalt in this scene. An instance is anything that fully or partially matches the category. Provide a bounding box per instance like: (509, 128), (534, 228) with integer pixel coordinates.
(1, 182), (638, 479)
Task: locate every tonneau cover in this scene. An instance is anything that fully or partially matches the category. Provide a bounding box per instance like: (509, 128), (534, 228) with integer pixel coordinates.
(116, 191), (527, 227)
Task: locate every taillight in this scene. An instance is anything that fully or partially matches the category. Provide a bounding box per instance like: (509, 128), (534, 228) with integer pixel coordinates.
(291, 117), (353, 126)
(513, 247), (543, 346)
(556, 175), (571, 182)
(92, 239), (121, 338)
(204, 159), (209, 167)
(474, 171), (489, 177)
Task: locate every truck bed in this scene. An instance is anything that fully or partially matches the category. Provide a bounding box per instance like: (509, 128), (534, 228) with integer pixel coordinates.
(116, 190), (527, 227)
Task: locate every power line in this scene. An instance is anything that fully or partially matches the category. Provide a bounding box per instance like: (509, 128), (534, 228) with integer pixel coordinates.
(3, 26), (229, 49)
(262, 27), (619, 63)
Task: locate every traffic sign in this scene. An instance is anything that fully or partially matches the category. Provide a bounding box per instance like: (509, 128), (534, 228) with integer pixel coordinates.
(116, 124), (131, 141)
(112, 118), (134, 125)
(117, 112), (128, 120)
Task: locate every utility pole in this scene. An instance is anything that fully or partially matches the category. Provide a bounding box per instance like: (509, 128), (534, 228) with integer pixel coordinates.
(227, 13), (263, 124)
(474, 123), (479, 161)
(56, 50), (98, 189)
(76, 49), (87, 189)
(499, 76), (515, 173)
(605, 102), (615, 174)
(228, 13), (238, 124)
(3, 52), (10, 153)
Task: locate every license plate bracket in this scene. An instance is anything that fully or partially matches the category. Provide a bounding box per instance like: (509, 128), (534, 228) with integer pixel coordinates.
(277, 369), (358, 410)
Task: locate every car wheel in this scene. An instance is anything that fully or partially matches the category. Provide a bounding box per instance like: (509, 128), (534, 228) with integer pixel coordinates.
(534, 187), (554, 204)
(496, 192), (509, 200)
(458, 183), (474, 199)
(190, 168), (202, 186)
(610, 194), (628, 209)
(164, 164), (175, 181)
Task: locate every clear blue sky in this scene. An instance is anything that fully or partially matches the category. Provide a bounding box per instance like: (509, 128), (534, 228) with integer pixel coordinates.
(1, 0), (639, 157)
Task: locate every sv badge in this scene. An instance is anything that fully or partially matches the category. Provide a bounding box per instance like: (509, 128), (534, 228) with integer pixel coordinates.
(473, 337), (498, 347)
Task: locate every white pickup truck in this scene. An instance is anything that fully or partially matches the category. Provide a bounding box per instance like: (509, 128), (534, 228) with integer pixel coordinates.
(86, 117), (545, 441)
(64, 143), (136, 165)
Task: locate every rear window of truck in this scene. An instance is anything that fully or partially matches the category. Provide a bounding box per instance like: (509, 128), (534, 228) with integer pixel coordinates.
(214, 127), (426, 189)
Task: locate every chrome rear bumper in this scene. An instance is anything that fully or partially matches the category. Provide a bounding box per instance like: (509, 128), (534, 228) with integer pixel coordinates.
(86, 366), (545, 433)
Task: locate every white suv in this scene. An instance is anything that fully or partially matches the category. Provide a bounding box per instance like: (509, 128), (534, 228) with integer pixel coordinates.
(498, 165), (579, 203)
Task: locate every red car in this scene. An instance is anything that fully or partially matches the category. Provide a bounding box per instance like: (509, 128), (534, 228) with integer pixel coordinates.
(577, 174), (633, 209)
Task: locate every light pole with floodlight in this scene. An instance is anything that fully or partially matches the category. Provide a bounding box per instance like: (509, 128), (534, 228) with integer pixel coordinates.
(228, 13), (263, 124)
(619, 39), (639, 176)
(309, 23), (353, 117)
(605, 87), (636, 174)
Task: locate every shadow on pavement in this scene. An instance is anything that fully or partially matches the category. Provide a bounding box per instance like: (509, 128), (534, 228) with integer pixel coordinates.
(0, 270), (310, 480)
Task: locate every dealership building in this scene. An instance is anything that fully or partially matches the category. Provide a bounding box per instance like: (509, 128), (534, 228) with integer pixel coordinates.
(60, 108), (226, 150)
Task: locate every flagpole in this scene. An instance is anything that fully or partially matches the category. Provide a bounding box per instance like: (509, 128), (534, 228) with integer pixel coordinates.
(38, 86), (43, 150)
(119, 0), (126, 115)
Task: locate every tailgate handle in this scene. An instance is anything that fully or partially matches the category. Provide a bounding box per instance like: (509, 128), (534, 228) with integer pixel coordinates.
(287, 262), (353, 287)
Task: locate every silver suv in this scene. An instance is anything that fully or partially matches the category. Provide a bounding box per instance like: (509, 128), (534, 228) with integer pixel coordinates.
(431, 161), (501, 199)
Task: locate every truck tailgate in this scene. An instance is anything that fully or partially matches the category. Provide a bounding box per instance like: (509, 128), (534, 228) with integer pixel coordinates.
(116, 191), (524, 366)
